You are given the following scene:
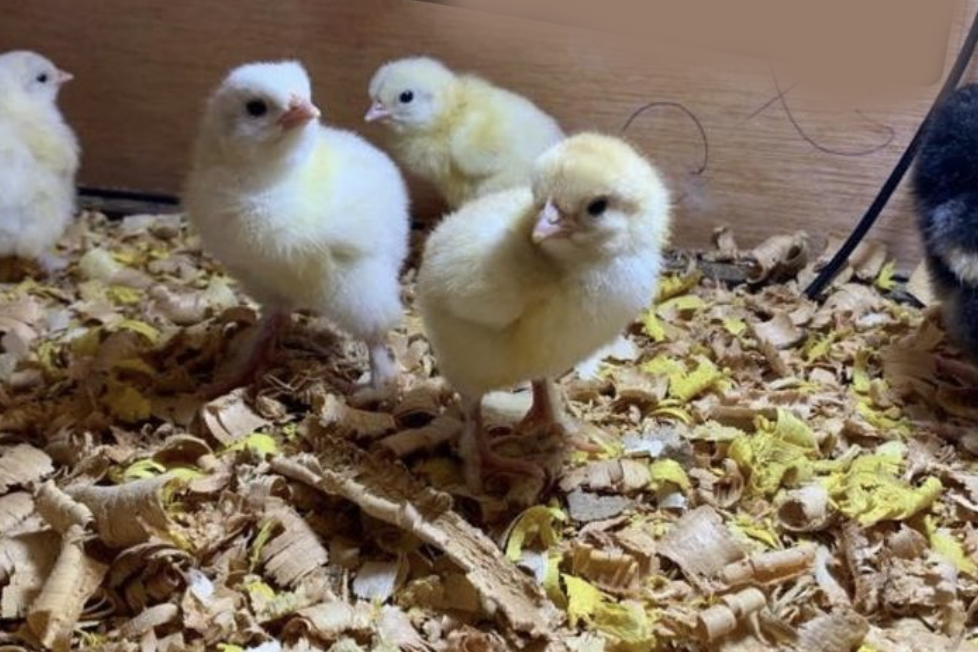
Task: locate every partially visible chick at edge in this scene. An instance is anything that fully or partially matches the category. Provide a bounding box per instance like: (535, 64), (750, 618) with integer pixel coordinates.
(0, 50), (79, 274)
(913, 83), (978, 367)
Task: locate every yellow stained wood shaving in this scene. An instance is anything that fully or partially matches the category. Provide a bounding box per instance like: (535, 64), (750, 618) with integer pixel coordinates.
(823, 443), (942, 526)
(648, 460), (690, 492)
(875, 260), (897, 291)
(505, 504), (566, 562)
(925, 517), (978, 576)
(657, 271), (703, 303)
(730, 410), (819, 496)
(110, 319), (160, 344)
(102, 377), (152, 424)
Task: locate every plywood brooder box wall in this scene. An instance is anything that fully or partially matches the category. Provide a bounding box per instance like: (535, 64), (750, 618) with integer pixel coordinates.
(2, 0), (977, 267)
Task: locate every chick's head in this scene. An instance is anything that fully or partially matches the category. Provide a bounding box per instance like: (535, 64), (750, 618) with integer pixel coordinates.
(200, 60), (320, 165)
(366, 57), (456, 131)
(529, 133), (671, 262)
(0, 50), (72, 105)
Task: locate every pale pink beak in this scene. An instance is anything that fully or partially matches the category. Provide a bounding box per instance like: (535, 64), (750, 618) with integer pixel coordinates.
(365, 101), (392, 123)
(532, 202), (573, 243)
(57, 70), (73, 84)
(277, 96), (321, 130)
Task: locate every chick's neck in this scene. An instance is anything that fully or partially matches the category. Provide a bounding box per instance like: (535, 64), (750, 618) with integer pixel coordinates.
(202, 125), (318, 187)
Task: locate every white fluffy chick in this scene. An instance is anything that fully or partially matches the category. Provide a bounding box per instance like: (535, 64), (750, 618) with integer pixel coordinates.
(417, 133), (672, 489)
(0, 51), (79, 271)
(366, 56), (565, 209)
(184, 61), (410, 396)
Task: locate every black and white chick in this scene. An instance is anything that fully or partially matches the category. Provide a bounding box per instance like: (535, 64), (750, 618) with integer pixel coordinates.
(913, 83), (978, 362)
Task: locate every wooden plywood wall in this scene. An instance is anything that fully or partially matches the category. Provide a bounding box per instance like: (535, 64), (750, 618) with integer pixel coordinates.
(2, 0), (978, 267)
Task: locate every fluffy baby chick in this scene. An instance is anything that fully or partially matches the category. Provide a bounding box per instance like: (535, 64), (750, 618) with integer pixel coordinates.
(417, 133), (671, 489)
(0, 51), (79, 271)
(184, 61), (410, 396)
(366, 56), (564, 209)
(913, 84), (978, 363)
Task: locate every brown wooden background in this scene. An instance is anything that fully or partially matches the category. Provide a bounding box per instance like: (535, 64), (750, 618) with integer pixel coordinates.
(2, 0), (978, 267)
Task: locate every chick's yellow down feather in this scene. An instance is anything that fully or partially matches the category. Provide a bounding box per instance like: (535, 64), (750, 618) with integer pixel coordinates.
(367, 56), (564, 209)
(184, 61), (410, 393)
(417, 133), (671, 488)
(0, 51), (79, 269)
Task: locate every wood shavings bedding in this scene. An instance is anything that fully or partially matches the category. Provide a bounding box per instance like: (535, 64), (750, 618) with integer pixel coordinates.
(1, 210), (978, 651)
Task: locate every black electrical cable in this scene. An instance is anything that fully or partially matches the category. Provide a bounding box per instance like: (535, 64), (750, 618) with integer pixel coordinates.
(77, 186), (180, 206)
(804, 6), (978, 299)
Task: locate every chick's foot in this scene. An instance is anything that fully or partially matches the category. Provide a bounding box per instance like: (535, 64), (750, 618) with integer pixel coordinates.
(198, 310), (289, 399)
(460, 398), (548, 494)
(517, 379), (567, 436)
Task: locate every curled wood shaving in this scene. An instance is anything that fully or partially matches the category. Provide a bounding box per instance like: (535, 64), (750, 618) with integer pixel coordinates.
(26, 524), (108, 652)
(34, 481), (93, 534)
(319, 393), (396, 440)
(696, 587), (767, 642)
(559, 460), (651, 495)
(812, 546), (851, 608)
(774, 485), (833, 533)
(794, 610), (869, 652)
(201, 389), (270, 445)
(659, 507), (746, 591)
(118, 602), (180, 638)
(720, 546), (815, 588)
(269, 443), (561, 640)
(148, 278), (237, 326)
(569, 542), (640, 595)
(746, 232), (809, 284)
(379, 415), (462, 458)
(0, 491), (35, 533)
(392, 387), (442, 427)
(0, 444), (54, 492)
(752, 313), (804, 350)
(78, 247), (153, 289)
(260, 500), (330, 588)
(0, 531), (60, 619)
(66, 475), (174, 548)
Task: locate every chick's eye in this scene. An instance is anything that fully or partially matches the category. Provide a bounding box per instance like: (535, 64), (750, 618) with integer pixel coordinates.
(399, 90), (414, 104)
(245, 99), (268, 118)
(587, 198), (609, 217)
(36, 73), (48, 84)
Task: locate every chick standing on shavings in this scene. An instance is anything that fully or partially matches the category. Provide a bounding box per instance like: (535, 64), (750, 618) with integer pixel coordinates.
(0, 50), (79, 273)
(184, 61), (410, 397)
(416, 133), (672, 491)
(913, 84), (978, 364)
(366, 56), (565, 210)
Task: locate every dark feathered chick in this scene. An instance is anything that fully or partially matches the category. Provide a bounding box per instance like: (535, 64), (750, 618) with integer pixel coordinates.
(913, 83), (978, 361)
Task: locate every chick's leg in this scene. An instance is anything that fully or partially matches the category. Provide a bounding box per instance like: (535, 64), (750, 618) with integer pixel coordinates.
(459, 395), (546, 491)
(518, 379), (564, 435)
(367, 340), (398, 390)
(516, 378), (600, 453)
(200, 309), (289, 398)
(36, 251), (68, 276)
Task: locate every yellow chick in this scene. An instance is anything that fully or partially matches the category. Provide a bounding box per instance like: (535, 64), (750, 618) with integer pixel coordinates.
(417, 133), (672, 489)
(184, 61), (410, 396)
(366, 56), (565, 209)
(0, 51), (79, 272)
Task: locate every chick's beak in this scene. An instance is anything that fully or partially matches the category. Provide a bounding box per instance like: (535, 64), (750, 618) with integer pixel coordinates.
(277, 97), (321, 130)
(57, 70), (73, 84)
(365, 101), (392, 123)
(532, 202), (573, 244)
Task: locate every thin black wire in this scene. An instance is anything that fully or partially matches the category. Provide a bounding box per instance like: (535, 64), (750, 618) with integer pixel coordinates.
(621, 101), (710, 175)
(804, 6), (978, 298)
